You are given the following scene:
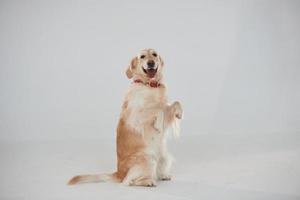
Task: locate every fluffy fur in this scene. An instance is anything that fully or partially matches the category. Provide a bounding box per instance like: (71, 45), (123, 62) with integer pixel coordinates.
(68, 49), (183, 187)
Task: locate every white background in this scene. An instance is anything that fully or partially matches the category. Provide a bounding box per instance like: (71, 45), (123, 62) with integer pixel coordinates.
(1, 0), (299, 199)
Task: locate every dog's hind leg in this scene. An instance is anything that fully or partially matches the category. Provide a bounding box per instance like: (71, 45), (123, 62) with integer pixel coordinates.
(157, 152), (173, 181)
(122, 155), (157, 187)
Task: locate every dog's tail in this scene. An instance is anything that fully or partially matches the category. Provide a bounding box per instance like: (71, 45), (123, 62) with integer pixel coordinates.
(68, 172), (120, 185)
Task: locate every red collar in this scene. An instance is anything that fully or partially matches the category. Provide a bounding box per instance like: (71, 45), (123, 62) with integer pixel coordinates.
(133, 79), (161, 88)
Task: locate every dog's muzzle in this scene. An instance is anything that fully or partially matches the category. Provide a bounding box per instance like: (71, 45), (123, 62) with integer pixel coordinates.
(142, 60), (157, 78)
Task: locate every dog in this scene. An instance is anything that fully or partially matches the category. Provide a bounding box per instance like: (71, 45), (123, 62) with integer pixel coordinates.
(68, 49), (183, 187)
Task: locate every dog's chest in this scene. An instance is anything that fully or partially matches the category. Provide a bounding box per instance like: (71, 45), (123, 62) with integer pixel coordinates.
(125, 85), (166, 135)
(127, 85), (164, 108)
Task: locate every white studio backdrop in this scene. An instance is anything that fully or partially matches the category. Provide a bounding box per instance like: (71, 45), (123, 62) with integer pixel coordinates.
(0, 0), (299, 141)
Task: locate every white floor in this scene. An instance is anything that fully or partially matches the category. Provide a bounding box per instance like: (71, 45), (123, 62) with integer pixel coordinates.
(1, 132), (300, 200)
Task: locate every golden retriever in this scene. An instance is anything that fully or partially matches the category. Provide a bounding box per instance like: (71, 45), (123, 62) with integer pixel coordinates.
(68, 49), (183, 187)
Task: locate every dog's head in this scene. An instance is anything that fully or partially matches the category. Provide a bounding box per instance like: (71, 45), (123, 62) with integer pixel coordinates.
(126, 49), (164, 81)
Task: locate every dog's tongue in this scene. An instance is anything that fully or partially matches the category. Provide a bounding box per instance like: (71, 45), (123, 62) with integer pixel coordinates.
(147, 69), (156, 78)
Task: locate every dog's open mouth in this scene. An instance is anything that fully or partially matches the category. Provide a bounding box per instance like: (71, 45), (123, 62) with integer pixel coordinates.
(143, 68), (157, 78)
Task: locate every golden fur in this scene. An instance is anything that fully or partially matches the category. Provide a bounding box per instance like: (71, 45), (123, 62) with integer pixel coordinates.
(68, 49), (182, 187)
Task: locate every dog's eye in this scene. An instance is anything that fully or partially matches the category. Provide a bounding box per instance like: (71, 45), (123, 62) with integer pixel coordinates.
(140, 55), (145, 59)
(152, 53), (157, 57)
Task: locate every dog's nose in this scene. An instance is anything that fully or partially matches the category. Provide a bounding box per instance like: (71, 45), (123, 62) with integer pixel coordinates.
(147, 60), (155, 68)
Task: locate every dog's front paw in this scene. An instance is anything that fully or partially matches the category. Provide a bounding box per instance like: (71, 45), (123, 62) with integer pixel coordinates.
(172, 101), (183, 119)
(159, 175), (172, 181)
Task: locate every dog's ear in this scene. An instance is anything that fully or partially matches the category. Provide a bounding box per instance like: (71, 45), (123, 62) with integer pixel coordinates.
(159, 55), (164, 67)
(126, 67), (133, 79)
(126, 56), (137, 79)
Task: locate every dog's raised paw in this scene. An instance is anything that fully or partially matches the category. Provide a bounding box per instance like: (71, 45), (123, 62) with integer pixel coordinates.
(172, 101), (183, 119)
